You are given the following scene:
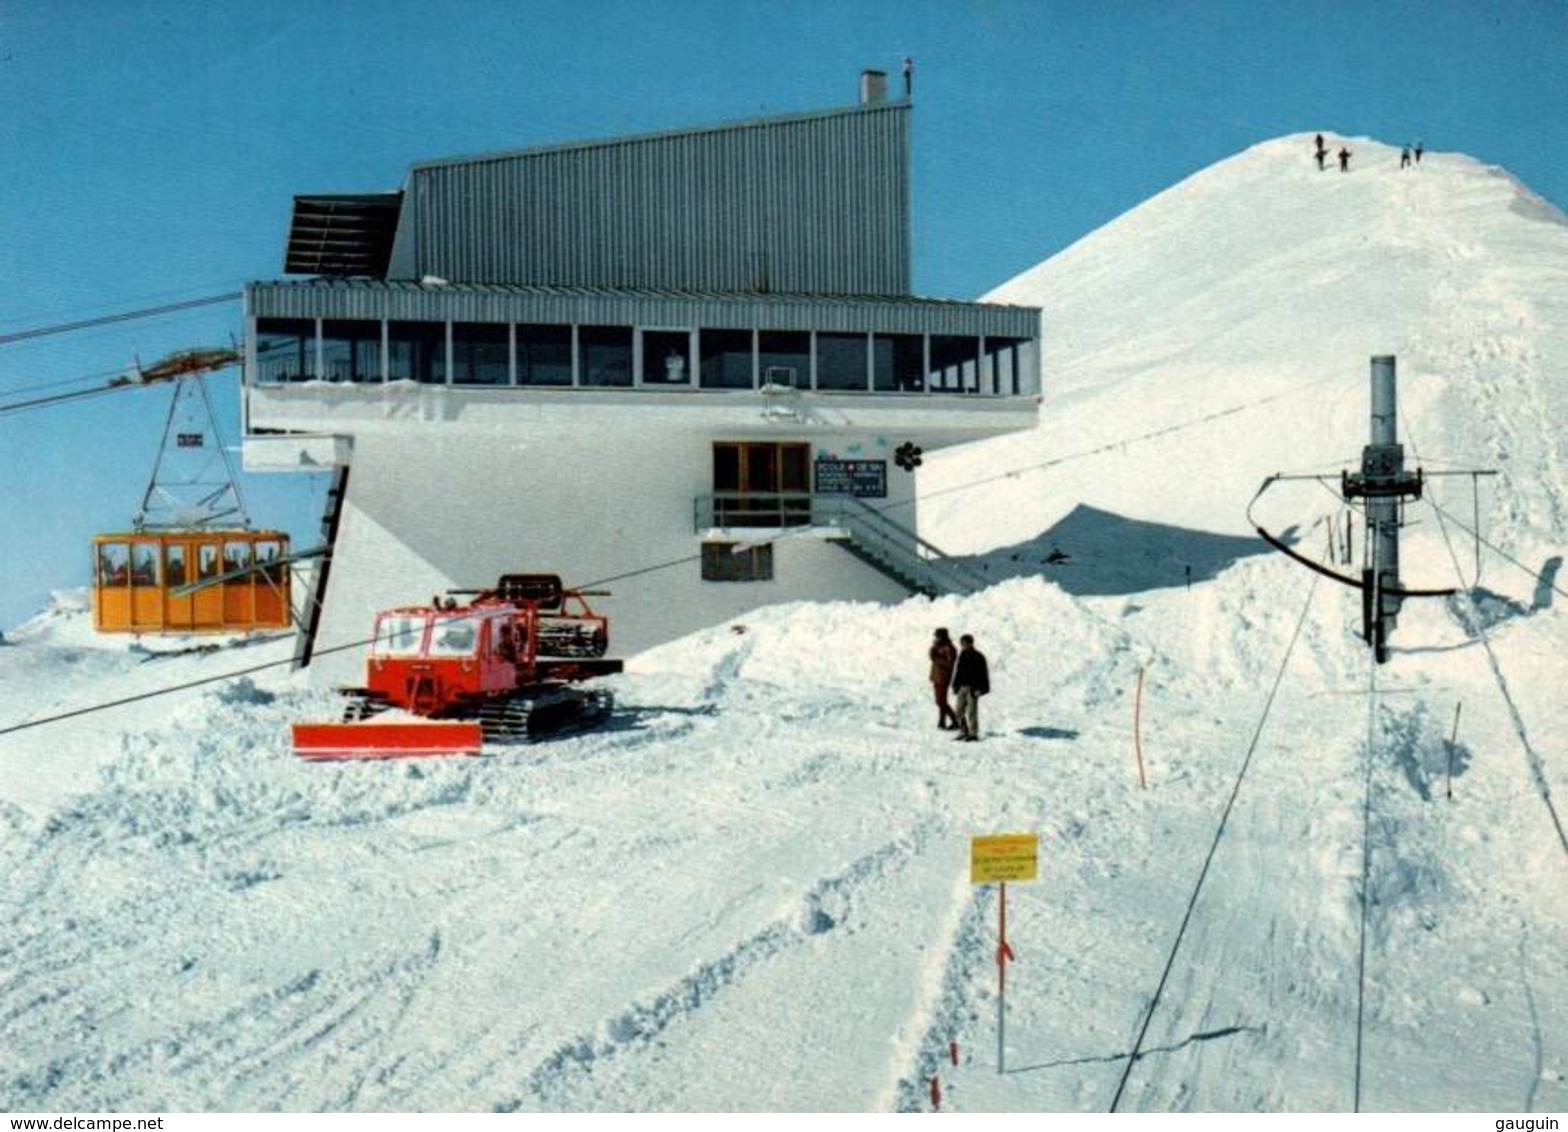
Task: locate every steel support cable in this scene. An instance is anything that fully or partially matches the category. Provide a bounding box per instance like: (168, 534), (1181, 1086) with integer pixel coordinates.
(1426, 498), (1568, 605)
(1108, 571), (1321, 1112)
(0, 293), (241, 346)
(0, 378), (1350, 739)
(1400, 406), (1568, 862)
(0, 382), (142, 418)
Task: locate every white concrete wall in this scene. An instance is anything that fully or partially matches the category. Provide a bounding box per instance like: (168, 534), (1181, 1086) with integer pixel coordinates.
(307, 417), (917, 685)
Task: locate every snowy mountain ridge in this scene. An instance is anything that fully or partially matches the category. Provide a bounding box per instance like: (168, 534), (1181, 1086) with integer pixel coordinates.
(928, 133), (1568, 574)
(1, 136), (1565, 1112)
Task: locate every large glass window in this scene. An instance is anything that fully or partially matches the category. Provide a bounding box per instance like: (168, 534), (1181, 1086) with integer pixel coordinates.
(453, 323), (510, 385)
(758, 331), (810, 389)
(388, 321), (446, 384)
(701, 543), (774, 582)
(578, 326), (631, 387)
(642, 330), (692, 386)
(254, 318), (316, 383)
(321, 320), (381, 383)
(712, 441), (811, 526)
(700, 329), (754, 389)
(874, 334), (924, 392)
(929, 336), (980, 393)
(518, 324), (573, 386)
(983, 336), (1030, 396)
(815, 333), (868, 391)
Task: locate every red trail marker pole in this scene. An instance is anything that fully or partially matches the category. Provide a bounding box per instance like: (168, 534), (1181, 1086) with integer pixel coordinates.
(997, 881), (1016, 1074)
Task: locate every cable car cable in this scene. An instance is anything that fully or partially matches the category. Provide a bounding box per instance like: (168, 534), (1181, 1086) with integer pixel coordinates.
(1108, 571), (1320, 1112)
(0, 292), (241, 346)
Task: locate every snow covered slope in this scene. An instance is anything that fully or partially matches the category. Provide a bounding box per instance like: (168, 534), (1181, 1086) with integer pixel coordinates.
(2, 137), (1564, 1112)
(925, 135), (1568, 584)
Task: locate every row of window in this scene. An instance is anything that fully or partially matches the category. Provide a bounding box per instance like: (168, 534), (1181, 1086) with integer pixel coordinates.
(254, 319), (1036, 396)
(96, 540), (288, 588)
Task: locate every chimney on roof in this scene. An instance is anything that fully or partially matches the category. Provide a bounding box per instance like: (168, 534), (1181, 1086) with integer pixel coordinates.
(860, 69), (888, 107)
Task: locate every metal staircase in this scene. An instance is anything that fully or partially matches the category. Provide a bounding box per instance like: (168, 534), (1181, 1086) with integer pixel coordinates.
(693, 493), (987, 598)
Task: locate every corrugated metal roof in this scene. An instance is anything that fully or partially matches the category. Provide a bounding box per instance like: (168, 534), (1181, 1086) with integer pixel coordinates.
(247, 279), (1040, 339)
(393, 101), (911, 294)
(405, 100), (908, 172)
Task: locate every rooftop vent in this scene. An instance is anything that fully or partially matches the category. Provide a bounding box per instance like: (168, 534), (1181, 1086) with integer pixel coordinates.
(860, 69), (888, 107)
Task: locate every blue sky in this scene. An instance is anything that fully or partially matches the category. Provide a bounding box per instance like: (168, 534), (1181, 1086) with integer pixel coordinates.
(2, 0), (1564, 630)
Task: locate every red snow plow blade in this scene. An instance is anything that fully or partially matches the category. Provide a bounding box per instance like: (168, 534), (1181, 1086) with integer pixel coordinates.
(291, 721), (485, 761)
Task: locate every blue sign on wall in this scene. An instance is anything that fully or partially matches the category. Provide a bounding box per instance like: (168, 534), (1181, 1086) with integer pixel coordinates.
(814, 458), (887, 498)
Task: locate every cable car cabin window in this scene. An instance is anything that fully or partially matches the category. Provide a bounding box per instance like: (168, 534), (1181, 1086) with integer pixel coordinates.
(165, 545), (187, 587)
(224, 541), (252, 582)
(373, 615), (427, 657)
(428, 618), (479, 657)
(254, 541), (285, 584)
(701, 543), (774, 582)
(97, 543), (129, 585)
(198, 544), (220, 580)
(130, 544), (158, 586)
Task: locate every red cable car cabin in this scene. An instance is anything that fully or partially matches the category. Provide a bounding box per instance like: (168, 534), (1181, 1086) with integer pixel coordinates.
(92, 530), (292, 634)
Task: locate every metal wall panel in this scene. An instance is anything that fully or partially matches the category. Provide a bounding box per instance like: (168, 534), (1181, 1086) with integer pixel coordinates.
(400, 104), (911, 295)
(249, 281), (1039, 340)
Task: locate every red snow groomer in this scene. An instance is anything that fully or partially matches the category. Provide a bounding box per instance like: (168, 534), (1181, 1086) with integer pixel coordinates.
(292, 574), (621, 760)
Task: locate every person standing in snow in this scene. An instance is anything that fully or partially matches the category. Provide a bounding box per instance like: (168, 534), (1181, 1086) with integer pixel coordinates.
(950, 633), (990, 742)
(1338, 146), (1352, 172)
(1414, 140), (1424, 164)
(1400, 145), (1412, 169)
(928, 627), (959, 731)
(1314, 134), (1328, 171)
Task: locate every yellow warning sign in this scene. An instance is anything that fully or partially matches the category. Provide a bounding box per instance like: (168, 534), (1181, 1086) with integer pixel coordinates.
(970, 834), (1039, 884)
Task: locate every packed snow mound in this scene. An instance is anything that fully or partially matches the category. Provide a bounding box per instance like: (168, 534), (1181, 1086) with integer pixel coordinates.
(926, 134), (1568, 589)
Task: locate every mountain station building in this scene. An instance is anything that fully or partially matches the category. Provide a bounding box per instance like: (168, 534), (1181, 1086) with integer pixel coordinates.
(241, 72), (1042, 679)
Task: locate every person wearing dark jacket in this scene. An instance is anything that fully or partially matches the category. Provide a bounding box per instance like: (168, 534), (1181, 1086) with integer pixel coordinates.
(928, 628), (960, 731)
(950, 633), (990, 741)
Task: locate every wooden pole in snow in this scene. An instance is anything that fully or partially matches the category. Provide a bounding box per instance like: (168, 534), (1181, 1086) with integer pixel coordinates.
(1448, 702), (1462, 801)
(1134, 667), (1148, 790)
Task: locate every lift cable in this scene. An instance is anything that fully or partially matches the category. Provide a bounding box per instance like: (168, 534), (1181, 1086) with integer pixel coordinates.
(1398, 402), (1568, 862)
(0, 293), (241, 347)
(1426, 498), (1568, 605)
(0, 381), (145, 419)
(0, 370), (1381, 741)
(0, 364), (136, 399)
(1108, 570), (1320, 1112)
